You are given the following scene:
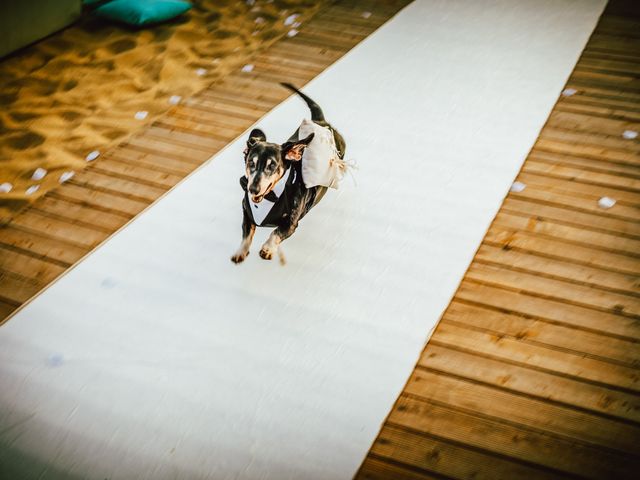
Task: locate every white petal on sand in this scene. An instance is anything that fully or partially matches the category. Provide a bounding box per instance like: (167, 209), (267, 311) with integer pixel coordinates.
(0, 182), (12, 193)
(622, 130), (638, 139)
(25, 185), (40, 195)
(31, 168), (47, 181)
(598, 196), (616, 209)
(85, 150), (100, 162)
(59, 171), (75, 183)
(134, 111), (148, 120)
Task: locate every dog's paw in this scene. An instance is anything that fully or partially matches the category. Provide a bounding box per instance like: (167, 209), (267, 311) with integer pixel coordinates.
(259, 247), (273, 260)
(231, 250), (249, 264)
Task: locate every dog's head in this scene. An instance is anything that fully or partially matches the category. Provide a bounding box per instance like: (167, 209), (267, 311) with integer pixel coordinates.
(243, 128), (314, 203)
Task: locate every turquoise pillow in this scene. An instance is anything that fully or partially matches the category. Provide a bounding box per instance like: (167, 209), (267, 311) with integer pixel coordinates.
(96, 0), (192, 26)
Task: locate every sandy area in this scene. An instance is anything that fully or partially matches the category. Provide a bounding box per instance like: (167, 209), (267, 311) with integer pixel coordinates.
(0, 0), (327, 223)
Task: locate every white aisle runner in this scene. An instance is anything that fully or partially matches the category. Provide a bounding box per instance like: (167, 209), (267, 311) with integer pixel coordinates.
(0, 1), (605, 479)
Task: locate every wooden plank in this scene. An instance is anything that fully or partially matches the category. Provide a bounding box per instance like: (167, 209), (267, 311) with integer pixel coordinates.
(501, 197), (640, 238)
(108, 146), (200, 176)
(492, 209), (640, 256)
(9, 209), (108, 250)
(445, 301), (640, 368)
(535, 137), (639, 165)
(403, 369), (640, 457)
(476, 243), (639, 295)
(49, 183), (147, 219)
(432, 321), (640, 392)
(0, 270), (45, 305)
(368, 425), (561, 480)
(0, 244), (67, 284)
(485, 223), (640, 276)
(419, 344), (640, 424)
(357, 456), (440, 480)
(540, 128), (640, 156)
(124, 133), (214, 162)
(456, 281), (640, 340)
(0, 225), (88, 266)
(92, 160), (183, 190)
(32, 196), (130, 233)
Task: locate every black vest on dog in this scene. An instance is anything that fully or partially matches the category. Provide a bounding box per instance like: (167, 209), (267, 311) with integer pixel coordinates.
(240, 163), (320, 228)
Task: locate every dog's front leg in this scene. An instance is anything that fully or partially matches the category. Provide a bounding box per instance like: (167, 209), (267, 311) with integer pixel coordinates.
(231, 210), (256, 264)
(259, 221), (298, 262)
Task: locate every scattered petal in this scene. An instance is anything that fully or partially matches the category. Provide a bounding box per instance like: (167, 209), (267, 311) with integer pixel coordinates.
(0, 182), (12, 193)
(510, 181), (526, 193)
(252, 30), (259, 36)
(254, 16), (265, 24)
(85, 150), (100, 162)
(242, 64), (254, 73)
(287, 29), (299, 37)
(362, 11), (372, 19)
(284, 13), (299, 26)
(622, 130), (638, 140)
(195, 68), (208, 76)
(31, 168), (47, 181)
(598, 196), (616, 209)
(26, 185), (40, 195)
(134, 110), (148, 120)
(561, 88), (577, 96)
(169, 95), (182, 105)
(233, 46), (240, 52)
(293, 21), (301, 28)
(212, 58), (221, 64)
(59, 171), (75, 183)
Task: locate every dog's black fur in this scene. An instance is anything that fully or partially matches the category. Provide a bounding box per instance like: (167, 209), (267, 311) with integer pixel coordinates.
(231, 83), (346, 264)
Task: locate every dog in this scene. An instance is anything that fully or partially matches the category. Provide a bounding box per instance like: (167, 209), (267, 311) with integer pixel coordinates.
(231, 83), (346, 264)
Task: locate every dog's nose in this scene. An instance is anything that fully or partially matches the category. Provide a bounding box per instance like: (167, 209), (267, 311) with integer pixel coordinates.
(249, 184), (260, 195)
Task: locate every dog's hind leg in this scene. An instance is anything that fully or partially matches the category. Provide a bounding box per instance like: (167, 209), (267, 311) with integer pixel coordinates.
(231, 210), (255, 264)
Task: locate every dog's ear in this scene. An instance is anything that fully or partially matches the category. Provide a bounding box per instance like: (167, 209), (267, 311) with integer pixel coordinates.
(245, 129), (266, 154)
(282, 133), (314, 161)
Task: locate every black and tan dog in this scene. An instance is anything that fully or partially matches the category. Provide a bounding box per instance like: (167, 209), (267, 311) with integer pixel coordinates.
(231, 83), (346, 264)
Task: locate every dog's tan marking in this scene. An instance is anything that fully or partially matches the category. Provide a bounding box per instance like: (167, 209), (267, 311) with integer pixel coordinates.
(231, 223), (256, 264)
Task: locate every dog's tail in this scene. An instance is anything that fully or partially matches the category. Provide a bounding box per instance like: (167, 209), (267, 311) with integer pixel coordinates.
(281, 82), (325, 123)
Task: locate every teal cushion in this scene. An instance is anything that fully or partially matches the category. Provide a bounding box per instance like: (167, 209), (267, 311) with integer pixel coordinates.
(95, 0), (191, 26)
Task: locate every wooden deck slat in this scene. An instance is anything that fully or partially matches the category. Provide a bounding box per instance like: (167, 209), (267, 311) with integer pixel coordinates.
(445, 301), (640, 367)
(369, 425), (562, 480)
(419, 344), (640, 424)
(0, 225), (89, 266)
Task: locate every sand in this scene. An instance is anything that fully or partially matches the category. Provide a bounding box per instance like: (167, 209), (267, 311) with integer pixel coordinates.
(0, 0), (327, 223)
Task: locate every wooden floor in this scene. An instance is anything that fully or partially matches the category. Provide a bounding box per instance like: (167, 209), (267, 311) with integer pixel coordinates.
(356, 2), (640, 479)
(0, 0), (411, 321)
(1, 1), (639, 479)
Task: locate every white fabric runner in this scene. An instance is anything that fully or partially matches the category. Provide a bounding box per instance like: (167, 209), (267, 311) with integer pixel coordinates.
(0, 1), (605, 478)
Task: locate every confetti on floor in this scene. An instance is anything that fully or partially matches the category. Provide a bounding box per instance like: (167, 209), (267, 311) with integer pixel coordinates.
(134, 111), (149, 120)
(598, 196), (616, 209)
(195, 68), (208, 76)
(0, 183), (12, 193)
(31, 168), (47, 181)
(362, 11), (372, 19)
(561, 88), (577, 96)
(510, 181), (526, 192)
(242, 64), (255, 73)
(284, 14), (300, 26)
(25, 185), (40, 195)
(59, 171), (75, 183)
(287, 29), (299, 37)
(169, 95), (182, 105)
(622, 130), (638, 139)
(85, 150), (100, 162)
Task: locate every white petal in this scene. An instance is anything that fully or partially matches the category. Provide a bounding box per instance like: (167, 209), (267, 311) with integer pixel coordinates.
(242, 64), (254, 73)
(26, 185), (40, 195)
(284, 14), (299, 26)
(622, 130), (638, 139)
(561, 88), (577, 96)
(598, 196), (616, 209)
(134, 111), (148, 120)
(0, 182), (13, 193)
(287, 29), (299, 37)
(59, 171), (75, 183)
(195, 68), (208, 76)
(85, 150), (100, 162)
(169, 95), (182, 105)
(31, 167), (47, 181)
(362, 11), (372, 19)
(510, 181), (526, 193)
